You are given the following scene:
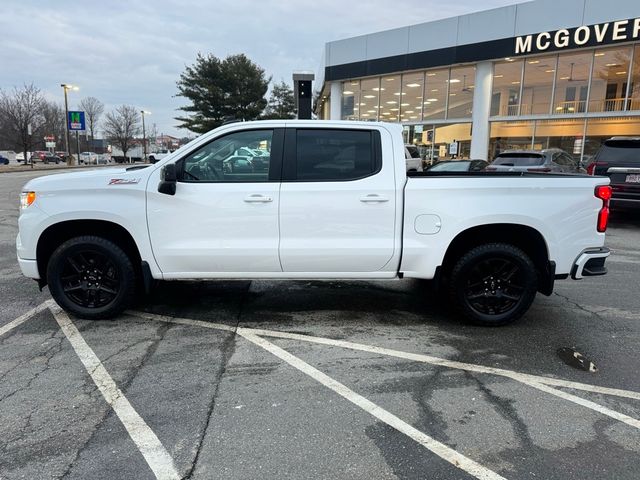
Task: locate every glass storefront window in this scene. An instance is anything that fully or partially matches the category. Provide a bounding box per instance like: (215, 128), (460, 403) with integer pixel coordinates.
(341, 80), (360, 121)
(400, 72), (424, 122)
(553, 52), (592, 114)
(520, 56), (556, 115)
(589, 47), (632, 113)
(491, 59), (524, 116)
(447, 66), (475, 119)
(423, 69), (449, 121)
(434, 123), (472, 159)
(532, 119), (585, 157)
(489, 121), (534, 159)
(629, 45), (640, 111)
(378, 75), (401, 122)
(583, 117), (640, 161)
(358, 78), (380, 121)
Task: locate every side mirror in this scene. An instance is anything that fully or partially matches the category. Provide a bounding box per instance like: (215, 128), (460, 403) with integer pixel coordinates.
(158, 163), (177, 195)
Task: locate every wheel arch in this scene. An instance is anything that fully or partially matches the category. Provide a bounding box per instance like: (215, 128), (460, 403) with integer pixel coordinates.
(440, 223), (554, 295)
(36, 220), (143, 288)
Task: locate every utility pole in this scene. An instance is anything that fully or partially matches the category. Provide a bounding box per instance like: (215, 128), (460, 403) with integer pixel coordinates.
(61, 84), (78, 165)
(141, 110), (151, 163)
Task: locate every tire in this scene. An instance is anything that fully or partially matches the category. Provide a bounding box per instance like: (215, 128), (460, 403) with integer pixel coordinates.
(448, 243), (538, 326)
(47, 236), (136, 319)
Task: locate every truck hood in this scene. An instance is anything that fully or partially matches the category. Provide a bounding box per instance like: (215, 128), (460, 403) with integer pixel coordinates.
(22, 165), (154, 192)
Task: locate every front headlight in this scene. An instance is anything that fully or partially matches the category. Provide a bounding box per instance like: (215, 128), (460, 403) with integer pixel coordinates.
(20, 191), (36, 209)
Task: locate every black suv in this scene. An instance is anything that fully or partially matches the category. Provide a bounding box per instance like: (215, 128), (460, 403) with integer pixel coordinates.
(588, 137), (640, 210)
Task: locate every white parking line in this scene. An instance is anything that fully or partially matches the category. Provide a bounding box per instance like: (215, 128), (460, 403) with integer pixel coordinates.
(520, 379), (640, 431)
(126, 310), (640, 430)
(0, 301), (51, 338)
(238, 329), (507, 480)
(242, 327), (640, 402)
(50, 305), (180, 480)
(125, 310), (236, 332)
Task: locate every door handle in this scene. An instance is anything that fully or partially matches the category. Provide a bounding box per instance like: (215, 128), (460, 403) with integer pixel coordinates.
(244, 194), (273, 203)
(360, 194), (389, 203)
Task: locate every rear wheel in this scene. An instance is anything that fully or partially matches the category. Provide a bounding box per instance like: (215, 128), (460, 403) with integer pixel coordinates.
(47, 236), (136, 319)
(449, 243), (537, 326)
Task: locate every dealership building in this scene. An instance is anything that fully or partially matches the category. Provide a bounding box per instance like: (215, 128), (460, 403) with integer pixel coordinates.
(315, 0), (640, 162)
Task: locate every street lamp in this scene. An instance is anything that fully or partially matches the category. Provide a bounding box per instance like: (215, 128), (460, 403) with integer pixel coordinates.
(61, 84), (79, 165)
(141, 110), (151, 163)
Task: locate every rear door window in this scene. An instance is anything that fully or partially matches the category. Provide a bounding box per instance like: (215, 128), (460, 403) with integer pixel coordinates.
(596, 140), (640, 164)
(492, 153), (544, 167)
(292, 129), (380, 181)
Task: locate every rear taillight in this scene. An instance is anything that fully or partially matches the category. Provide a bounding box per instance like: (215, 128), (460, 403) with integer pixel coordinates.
(587, 162), (607, 175)
(527, 167), (552, 173)
(595, 185), (612, 233)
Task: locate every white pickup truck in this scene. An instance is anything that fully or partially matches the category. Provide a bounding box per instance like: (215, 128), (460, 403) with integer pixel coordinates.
(17, 121), (612, 325)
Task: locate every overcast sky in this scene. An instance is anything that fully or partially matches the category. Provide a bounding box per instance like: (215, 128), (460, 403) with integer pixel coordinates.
(1, 0), (520, 137)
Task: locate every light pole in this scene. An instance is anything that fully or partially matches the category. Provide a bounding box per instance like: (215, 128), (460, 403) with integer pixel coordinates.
(61, 84), (78, 165)
(141, 110), (151, 163)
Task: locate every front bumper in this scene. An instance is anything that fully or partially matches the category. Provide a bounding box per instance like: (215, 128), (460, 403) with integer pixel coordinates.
(571, 247), (610, 280)
(18, 257), (40, 280)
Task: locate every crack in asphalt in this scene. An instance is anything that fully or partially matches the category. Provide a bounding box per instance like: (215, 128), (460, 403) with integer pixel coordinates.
(0, 330), (64, 406)
(553, 292), (606, 322)
(182, 281), (248, 479)
(465, 372), (535, 453)
(58, 320), (174, 480)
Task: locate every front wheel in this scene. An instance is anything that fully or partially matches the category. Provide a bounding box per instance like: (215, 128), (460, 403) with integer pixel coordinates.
(449, 243), (538, 326)
(47, 236), (136, 319)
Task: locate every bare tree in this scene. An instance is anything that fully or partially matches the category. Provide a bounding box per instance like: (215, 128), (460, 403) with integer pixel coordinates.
(102, 105), (141, 162)
(41, 101), (66, 151)
(79, 96), (104, 142)
(0, 84), (46, 163)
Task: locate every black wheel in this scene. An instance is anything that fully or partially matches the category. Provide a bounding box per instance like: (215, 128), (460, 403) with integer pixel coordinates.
(449, 243), (537, 326)
(47, 236), (136, 319)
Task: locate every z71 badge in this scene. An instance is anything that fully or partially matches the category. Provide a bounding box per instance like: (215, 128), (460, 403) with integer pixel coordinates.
(108, 178), (141, 185)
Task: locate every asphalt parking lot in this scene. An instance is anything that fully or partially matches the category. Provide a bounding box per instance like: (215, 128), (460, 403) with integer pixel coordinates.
(1, 169), (640, 480)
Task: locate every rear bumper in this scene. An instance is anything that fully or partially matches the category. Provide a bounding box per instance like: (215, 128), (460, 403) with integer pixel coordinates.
(18, 257), (40, 280)
(571, 247), (610, 280)
(611, 197), (640, 210)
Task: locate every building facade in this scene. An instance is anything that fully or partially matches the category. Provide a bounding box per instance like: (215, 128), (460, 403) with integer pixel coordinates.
(316, 0), (640, 163)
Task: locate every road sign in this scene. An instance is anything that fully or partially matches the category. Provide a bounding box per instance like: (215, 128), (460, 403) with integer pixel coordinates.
(45, 142), (56, 148)
(44, 135), (55, 141)
(68, 111), (86, 131)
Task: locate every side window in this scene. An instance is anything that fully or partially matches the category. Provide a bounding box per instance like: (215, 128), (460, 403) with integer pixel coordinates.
(295, 129), (377, 181)
(180, 129), (273, 182)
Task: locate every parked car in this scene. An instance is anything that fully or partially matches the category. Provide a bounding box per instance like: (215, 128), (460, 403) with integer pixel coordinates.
(31, 151), (49, 163)
(405, 145), (423, 172)
(29, 151), (60, 164)
(15, 152), (26, 163)
(55, 151), (70, 161)
(587, 137), (640, 210)
(149, 150), (172, 164)
(0, 154), (9, 165)
(42, 153), (60, 164)
(0, 150), (16, 162)
(427, 160), (489, 172)
(488, 149), (583, 173)
(96, 154), (111, 165)
(79, 152), (98, 164)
